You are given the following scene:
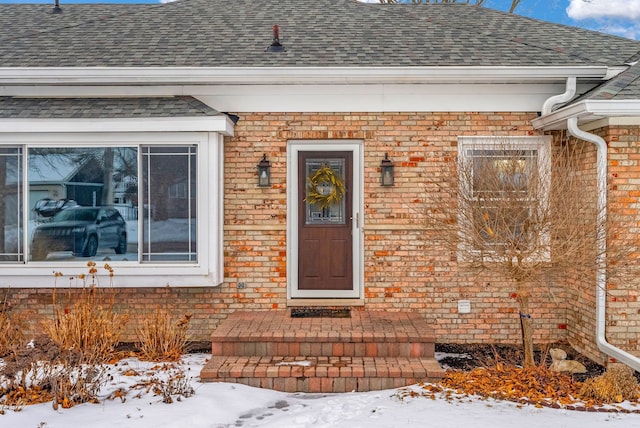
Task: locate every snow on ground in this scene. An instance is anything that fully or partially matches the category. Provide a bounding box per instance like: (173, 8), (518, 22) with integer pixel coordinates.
(2, 354), (639, 428)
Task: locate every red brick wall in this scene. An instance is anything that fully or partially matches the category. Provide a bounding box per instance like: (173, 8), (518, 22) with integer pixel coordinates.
(5, 112), (576, 349)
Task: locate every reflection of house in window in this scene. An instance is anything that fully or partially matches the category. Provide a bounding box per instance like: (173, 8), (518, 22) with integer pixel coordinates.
(28, 154), (104, 218)
(167, 179), (195, 219)
(113, 175), (138, 220)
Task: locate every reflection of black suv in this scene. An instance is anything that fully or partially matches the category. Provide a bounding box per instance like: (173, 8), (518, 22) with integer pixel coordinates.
(31, 207), (127, 261)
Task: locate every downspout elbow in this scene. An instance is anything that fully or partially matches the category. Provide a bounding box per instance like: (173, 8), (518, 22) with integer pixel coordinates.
(566, 117), (640, 371)
(542, 77), (576, 115)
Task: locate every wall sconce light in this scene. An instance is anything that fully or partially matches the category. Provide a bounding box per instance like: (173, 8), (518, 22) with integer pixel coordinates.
(257, 154), (271, 187)
(380, 153), (394, 187)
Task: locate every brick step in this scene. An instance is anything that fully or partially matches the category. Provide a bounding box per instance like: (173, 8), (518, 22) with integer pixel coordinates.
(211, 310), (437, 358)
(200, 355), (445, 393)
(212, 339), (434, 359)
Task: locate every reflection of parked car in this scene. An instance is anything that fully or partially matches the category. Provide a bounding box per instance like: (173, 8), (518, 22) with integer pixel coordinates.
(31, 207), (127, 261)
(33, 198), (78, 218)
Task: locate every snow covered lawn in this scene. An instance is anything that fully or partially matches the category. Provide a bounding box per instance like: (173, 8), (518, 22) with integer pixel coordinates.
(2, 354), (639, 428)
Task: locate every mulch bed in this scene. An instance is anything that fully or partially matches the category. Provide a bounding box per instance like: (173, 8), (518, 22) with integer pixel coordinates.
(427, 342), (640, 413)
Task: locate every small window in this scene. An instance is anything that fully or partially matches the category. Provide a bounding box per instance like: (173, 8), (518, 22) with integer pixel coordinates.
(0, 147), (23, 263)
(458, 137), (550, 260)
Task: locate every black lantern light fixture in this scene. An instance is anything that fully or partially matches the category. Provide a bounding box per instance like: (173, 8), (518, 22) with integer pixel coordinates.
(257, 154), (271, 187)
(380, 153), (394, 187)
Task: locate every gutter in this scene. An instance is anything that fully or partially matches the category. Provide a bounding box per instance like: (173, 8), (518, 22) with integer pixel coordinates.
(541, 78), (640, 371)
(0, 66), (609, 85)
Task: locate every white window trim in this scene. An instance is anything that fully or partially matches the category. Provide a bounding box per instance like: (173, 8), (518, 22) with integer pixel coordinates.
(457, 136), (552, 263)
(0, 131), (224, 288)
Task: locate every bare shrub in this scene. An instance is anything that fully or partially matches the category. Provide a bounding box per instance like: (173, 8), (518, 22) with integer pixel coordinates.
(0, 294), (24, 358)
(132, 364), (195, 404)
(43, 262), (127, 364)
(39, 263), (127, 408)
(136, 310), (192, 362)
(422, 135), (640, 366)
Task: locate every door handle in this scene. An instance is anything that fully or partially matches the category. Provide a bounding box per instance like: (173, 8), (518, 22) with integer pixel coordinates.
(351, 212), (359, 229)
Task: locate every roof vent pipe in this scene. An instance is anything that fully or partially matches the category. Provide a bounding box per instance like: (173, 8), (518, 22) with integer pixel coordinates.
(52, 0), (62, 13)
(266, 25), (285, 52)
(566, 116), (640, 372)
(542, 77), (576, 115)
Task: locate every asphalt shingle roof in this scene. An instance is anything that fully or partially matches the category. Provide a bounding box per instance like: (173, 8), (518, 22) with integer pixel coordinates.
(0, 96), (220, 119)
(1, 0), (639, 68)
(576, 63), (640, 101)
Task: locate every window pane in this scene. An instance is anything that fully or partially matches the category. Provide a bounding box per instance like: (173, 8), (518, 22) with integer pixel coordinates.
(0, 148), (23, 262)
(470, 149), (536, 197)
(28, 147), (138, 262)
(305, 158), (346, 225)
(467, 148), (538, 252)
(141, 146), (197, 262)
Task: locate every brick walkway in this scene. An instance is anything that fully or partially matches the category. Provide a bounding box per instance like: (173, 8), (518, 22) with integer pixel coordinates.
(200, 310), (445, 392)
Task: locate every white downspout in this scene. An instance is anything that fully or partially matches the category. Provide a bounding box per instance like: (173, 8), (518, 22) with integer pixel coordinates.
(542, 77), (576, 115)
(566, 117), (640, 371)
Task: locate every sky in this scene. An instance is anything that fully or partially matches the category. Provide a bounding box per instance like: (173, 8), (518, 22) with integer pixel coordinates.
(0, 0), (639, 40)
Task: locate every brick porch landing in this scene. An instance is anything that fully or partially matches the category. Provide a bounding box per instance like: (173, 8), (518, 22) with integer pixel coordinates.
(200, 310), (445, 392)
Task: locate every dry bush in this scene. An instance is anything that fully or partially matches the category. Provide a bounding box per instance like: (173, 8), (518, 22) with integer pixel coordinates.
(136, 310), (192, 362)
(38, 263), (127, 408)
(132, 366), (195, 404)
(43, 263), (127, 364)
(580, 365), (639, 403)
(0, 295), (24, 358)
(49, 362), (113, 409)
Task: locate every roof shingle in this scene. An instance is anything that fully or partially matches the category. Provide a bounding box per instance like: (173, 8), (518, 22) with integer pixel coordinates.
(0, 96), (220, 119)
(1, 0), (638, 68)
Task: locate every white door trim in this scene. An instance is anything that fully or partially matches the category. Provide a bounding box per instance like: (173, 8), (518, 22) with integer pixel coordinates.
(286, 140), (364, 299)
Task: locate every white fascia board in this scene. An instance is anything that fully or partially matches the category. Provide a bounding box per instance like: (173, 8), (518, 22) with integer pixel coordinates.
(0, 116), (235, 135)
(532, 100), (640, 130)
(0, 66), (609, 85)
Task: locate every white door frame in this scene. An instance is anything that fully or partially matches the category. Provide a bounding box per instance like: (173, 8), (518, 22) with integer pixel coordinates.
(286, 140), (364, 299)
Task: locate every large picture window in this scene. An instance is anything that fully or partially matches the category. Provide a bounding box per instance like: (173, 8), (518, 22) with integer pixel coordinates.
(0, 110), (229, 287)
(24, 145), (197, 264)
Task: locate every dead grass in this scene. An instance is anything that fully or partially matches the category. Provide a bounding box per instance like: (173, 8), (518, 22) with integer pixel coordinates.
(43, 263), (127, 364)
(136, 309), (192, 362)
(0, 295), (24, 358)
(580, 365), (639, 403)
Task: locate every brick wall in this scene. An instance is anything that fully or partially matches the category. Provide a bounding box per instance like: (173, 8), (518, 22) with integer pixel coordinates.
(562, 125), (640, 365)
(5, 112), (577, 349)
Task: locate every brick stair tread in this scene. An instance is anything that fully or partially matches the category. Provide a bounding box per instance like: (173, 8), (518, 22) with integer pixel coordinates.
(212, 310), (436, 343)
(211, 332), (436, 343)
(200, 355), (445, 393)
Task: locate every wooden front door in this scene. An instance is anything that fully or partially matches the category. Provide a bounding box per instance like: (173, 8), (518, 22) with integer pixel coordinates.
(298, 151), (353, 291)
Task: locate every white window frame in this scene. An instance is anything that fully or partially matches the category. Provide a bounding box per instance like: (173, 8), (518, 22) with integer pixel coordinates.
(457, 136), (552, 263)
(0, 131), (225, 287)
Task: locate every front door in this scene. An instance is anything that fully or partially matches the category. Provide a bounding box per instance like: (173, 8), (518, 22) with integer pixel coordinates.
(298, 151), (352, 291)
(288, 142), (362, 299)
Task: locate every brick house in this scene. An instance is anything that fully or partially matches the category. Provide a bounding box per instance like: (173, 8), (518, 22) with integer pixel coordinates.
(1, 0), (640, 375)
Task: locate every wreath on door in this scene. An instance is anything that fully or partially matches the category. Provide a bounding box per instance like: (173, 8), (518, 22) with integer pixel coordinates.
(305, 164), (346, 209)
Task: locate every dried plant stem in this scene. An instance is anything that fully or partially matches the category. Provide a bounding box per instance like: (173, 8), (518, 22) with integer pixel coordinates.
(136, 309), (192, 362)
